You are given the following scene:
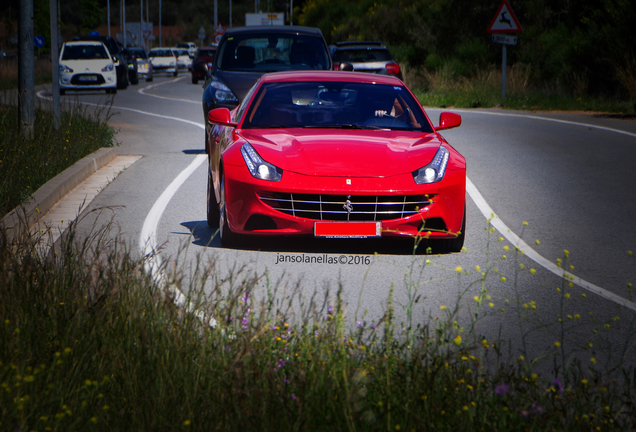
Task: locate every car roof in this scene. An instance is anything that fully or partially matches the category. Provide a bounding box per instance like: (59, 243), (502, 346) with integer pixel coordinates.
(64, 40), (105, 47)
(258, 70), (402, 85)
(222, 25), (324, 37)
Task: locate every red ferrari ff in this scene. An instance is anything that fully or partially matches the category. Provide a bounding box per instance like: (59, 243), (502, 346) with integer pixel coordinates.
(206, 71), (466, 251)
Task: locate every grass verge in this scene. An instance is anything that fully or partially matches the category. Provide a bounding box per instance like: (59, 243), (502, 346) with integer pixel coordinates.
(0, 58), (53, 92)
(406, 65), (636, 114)
(0, 98), (115, 218)
(1, 217), (634, 431)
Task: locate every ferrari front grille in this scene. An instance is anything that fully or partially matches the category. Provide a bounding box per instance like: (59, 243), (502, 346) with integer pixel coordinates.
(259, 193), (434, 221)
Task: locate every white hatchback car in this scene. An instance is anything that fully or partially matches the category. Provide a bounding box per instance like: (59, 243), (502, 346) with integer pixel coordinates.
(148, 47), (179, 76)
(59, 41), (117, 95)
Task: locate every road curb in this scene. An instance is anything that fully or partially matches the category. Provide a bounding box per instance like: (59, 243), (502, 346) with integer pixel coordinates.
(1, 147), (117, 243)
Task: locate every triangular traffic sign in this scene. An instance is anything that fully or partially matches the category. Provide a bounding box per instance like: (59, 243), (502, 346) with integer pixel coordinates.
(488, 0), (522, 33)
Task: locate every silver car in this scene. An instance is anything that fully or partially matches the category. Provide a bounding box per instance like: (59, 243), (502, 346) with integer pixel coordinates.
(329, 41), (403, 80)
(128, 47), (153, 82)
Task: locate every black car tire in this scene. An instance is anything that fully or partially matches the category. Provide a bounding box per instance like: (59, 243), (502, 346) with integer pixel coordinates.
(146, 75), (153, 82)
(430, 208), (466, 254)
(117, 71), (128, 89)
(131, 73), (139, 85)
(173, 69), (178, 77)
(207, 166), (220, 228)
(192, 76), (198, 84)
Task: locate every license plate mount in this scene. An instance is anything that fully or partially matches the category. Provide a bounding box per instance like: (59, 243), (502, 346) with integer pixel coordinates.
(314, 221), (381, 238)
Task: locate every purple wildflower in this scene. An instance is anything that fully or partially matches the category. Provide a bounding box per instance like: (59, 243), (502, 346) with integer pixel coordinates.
(357, 321), (362, 328)
(530, 402), (545, 415)
(291, 394), (297, 401)
(553, 379), (564, 393)
(495, 383), (509, 396)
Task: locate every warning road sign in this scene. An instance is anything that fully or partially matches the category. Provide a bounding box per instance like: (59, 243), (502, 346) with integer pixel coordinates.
(487, 0), (522, 33)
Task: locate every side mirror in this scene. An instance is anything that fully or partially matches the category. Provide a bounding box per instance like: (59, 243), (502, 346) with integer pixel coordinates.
(208, 108), (237, 127)
(435, 112), (461, 131)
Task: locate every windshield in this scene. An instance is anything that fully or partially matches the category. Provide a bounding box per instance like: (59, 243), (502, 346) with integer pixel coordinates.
(130, 49), (148, 60)
(62, 44), (110, 60)
(149, 50), (174, 58)
(216, 33), (330, 72)
(243, 81), (432, 132)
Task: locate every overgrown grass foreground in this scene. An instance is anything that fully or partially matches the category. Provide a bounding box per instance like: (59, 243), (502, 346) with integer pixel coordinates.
(1, 217), (635, 431)
(0, 99), (115, 218)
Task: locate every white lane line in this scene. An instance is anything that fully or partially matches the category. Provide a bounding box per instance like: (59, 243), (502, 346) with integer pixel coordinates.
(140, 154), (206, 279)
(138, 75), (199, 104)
(444, 108), (636, 139)
(466, 178), (636, 312)
(36, 89), (636, 310)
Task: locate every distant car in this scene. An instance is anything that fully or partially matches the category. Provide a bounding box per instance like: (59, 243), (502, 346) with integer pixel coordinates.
(148, 47), (178, 76)
(205, 71), (465, 250)
(58, 41), (117, 95)
(75, 35), (129, 89)
(329, 41), (403, 80)
(203, 25), (332, 152)
(190, 46), (216, 84)
(128, 47), (153, 82)
(174, 48), (192, 70)
(121, 48), (139, 85)
(177, 42), (198, 58)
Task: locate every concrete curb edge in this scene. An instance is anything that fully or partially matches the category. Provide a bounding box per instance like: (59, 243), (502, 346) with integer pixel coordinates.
(1, 147), (117, 242)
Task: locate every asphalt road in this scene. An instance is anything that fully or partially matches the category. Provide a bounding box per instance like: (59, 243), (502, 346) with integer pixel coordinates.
(38, 75), (636, 376)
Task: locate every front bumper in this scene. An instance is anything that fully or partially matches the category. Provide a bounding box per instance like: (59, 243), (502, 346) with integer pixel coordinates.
(59, 72), (116, 91)
(222, 163), (465, 239)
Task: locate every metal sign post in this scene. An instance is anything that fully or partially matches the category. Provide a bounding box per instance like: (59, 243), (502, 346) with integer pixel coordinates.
(487, 0), (522, 101)
(198, 26), (206, 47)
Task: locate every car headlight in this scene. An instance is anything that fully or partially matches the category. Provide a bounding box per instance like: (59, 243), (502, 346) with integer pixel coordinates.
(210, 80), (238, 103)
(240, 142), (282, 181)
(102, 63), (114, 72)
(413, 146), (449, 184)
(59, 64), (73, 73)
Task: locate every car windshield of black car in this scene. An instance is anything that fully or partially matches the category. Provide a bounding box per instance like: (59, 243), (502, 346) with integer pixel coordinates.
(243, 81), (432, 132)
(216, 34), (330, 72)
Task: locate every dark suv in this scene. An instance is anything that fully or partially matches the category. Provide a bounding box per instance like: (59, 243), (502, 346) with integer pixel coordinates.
(329, 41), (403, 81)
(202, 25), (332, 151)
(75, 35), (129, 89)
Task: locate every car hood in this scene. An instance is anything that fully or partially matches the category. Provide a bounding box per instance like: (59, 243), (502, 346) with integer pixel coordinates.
(61, 59), (113, 71)
(149, 57), (174, 66)
(239, 129), (442, 177)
